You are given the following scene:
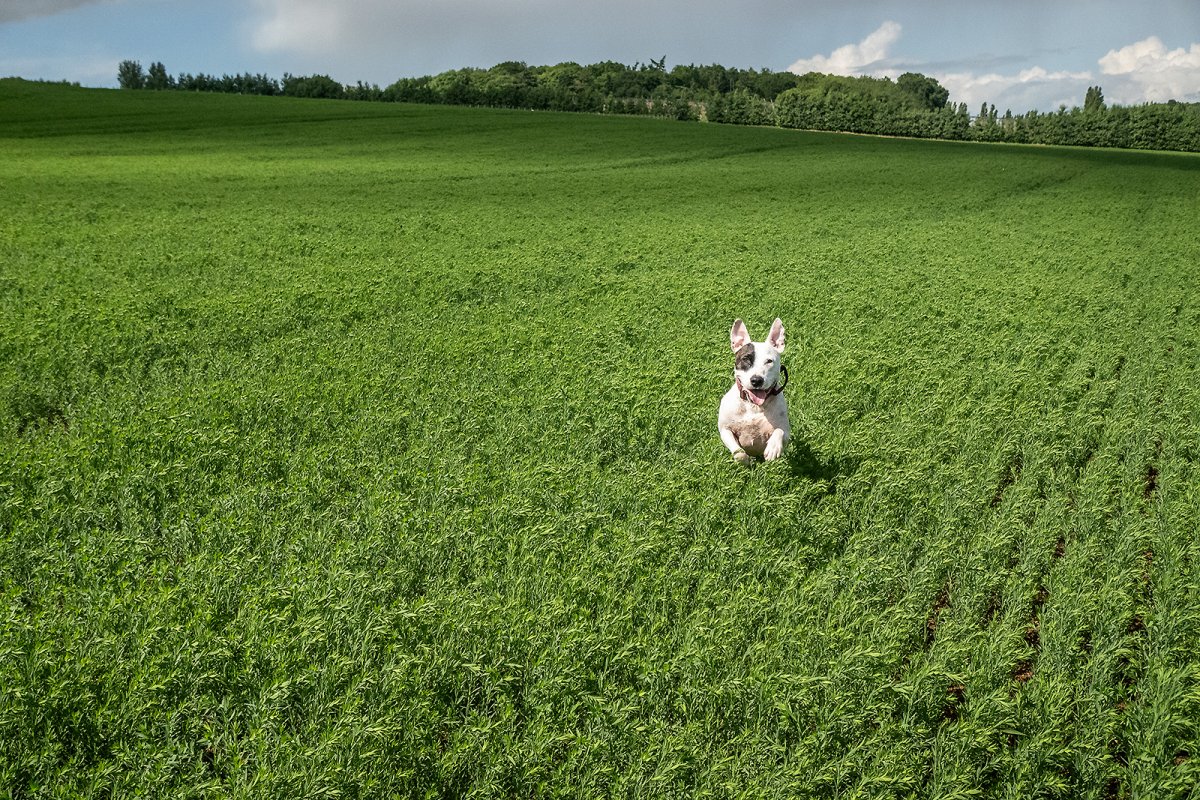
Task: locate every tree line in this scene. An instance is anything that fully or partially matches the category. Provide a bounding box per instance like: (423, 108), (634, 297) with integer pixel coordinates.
(117, 59), (1200, 152)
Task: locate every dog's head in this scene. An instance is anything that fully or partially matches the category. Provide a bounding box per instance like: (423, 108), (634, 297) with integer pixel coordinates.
(730, 318), (785, 407)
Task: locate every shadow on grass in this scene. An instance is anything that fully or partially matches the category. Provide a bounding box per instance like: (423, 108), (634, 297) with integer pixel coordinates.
(785, 439), (858, 493)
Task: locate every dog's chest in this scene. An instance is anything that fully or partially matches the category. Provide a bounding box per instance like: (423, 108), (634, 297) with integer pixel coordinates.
(720, 388), (788, 450)
(730, 412), (776, 447)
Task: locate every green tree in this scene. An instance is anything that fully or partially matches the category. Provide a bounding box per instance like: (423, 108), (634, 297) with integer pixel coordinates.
(146, 61), (173, 90)
(1084, 85), (1106, 113)
(281, 73), (345, 99)
(117, 60), (145, 89)
(384, 76), (434, 103)
(480, 62), (533, 107)
(427, 68), (483, 105)
(896, 72), (950, 110)
(537, 62), (585, 92)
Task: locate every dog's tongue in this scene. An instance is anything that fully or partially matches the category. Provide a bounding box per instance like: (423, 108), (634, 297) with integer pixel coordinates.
(746, 388), (769, 406)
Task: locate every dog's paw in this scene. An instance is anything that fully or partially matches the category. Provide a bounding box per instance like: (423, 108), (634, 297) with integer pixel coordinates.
(763, 441), (784, 461)
(732, 449), (754, 466)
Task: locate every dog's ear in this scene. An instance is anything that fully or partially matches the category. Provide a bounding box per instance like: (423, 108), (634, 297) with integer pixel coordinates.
(767, 318), (785, 353)
(730, 319), (750, 352)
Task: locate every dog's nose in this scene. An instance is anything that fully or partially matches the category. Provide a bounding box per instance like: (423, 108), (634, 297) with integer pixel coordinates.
(750, 375), (764, 388)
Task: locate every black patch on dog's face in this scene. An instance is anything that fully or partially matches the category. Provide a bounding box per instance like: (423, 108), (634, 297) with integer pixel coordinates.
(735, 344), (755, 371)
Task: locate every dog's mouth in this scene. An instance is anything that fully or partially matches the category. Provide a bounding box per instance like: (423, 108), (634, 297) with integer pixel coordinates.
(736, 365), (787, 407)
(741, 385), (771, 406)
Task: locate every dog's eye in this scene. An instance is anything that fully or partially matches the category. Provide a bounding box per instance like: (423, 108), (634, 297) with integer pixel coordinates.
(765, 359), (774, 365)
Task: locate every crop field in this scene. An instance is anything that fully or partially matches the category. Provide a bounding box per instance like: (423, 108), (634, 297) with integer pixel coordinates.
(2, 79), (1200, 798)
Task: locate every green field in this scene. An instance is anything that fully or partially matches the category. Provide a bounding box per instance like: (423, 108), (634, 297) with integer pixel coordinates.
(2, 78), (1200, 798)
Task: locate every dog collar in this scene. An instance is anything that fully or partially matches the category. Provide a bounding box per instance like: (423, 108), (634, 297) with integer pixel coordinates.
(736, 365), (788, 404)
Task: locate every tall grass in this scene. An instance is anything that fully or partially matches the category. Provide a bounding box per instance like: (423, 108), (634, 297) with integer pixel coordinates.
(2, 79), (1199, 797)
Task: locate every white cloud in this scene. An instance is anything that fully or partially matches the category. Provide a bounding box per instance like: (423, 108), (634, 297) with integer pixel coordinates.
(936, 37), (1200, 112)
(785, 20), (1093, 111)
(936, 66), (1093, 113)
(250, 0), (345, 55)
(0, 0), (111, 24)
(1098, 36), (1200, 103)
(787, 21), (901, 76)
(785, 22), (1200, 111)
(244, 0), (799, 58)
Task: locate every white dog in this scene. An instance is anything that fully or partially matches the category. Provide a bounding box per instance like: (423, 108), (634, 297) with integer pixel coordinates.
(718, 318), (790, 465)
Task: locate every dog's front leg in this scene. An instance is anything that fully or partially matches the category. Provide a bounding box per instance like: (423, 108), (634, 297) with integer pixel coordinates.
(763, 428), (787, 461)
(720, 426), (754, 466)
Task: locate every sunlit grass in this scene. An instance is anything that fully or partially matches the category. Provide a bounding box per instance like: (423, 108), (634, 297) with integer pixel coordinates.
(2, 79), (1199, 798)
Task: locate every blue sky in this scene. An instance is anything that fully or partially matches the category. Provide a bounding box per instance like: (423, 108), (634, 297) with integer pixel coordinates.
(2, 0), (1198, 112)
